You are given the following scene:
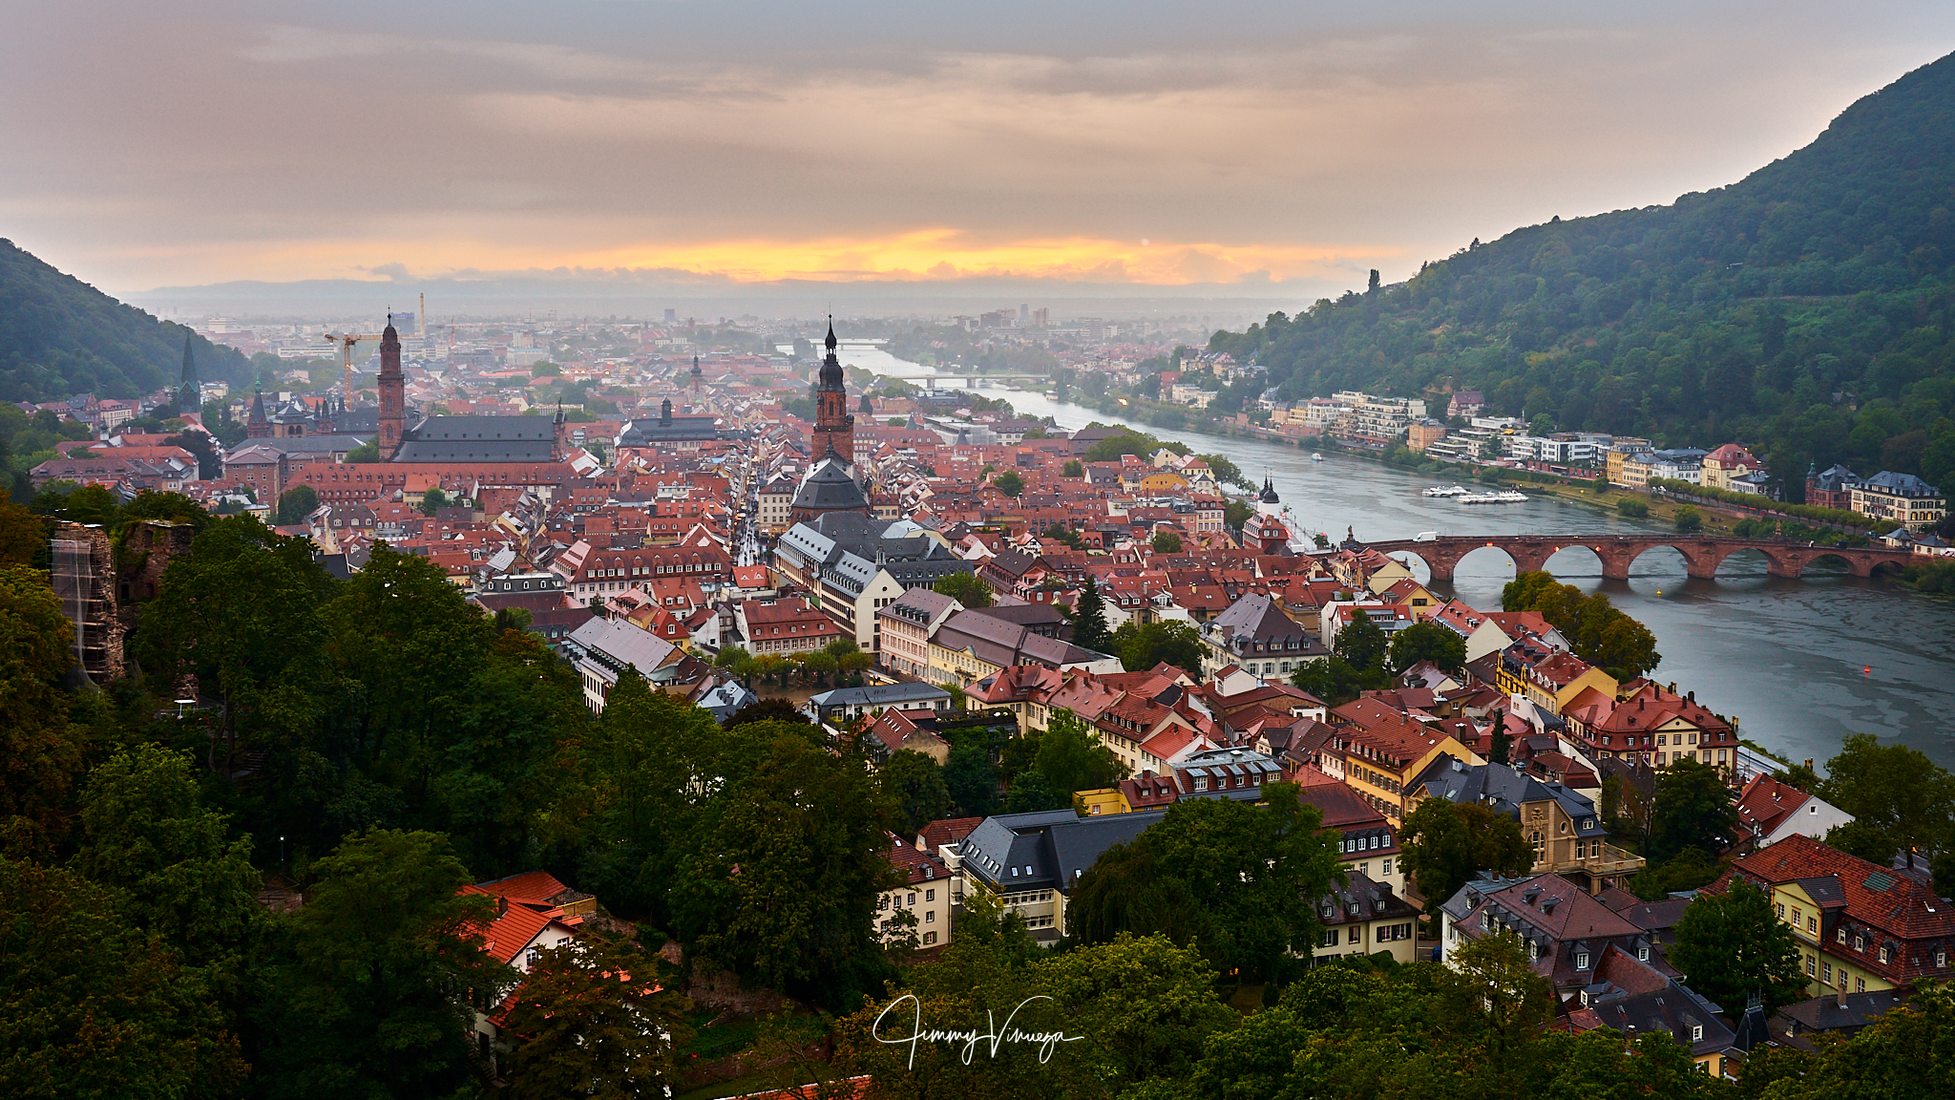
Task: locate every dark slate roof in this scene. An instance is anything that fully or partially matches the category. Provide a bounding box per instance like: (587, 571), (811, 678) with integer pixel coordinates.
(959, 808), (1168, 896)
(790, 456), (868, 513)
(393, 415), (558, 462)
(617, 414), (724, 446)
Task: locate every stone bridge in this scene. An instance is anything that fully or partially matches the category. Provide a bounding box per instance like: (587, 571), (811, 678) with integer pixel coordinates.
(1366, 533), (1915, 584)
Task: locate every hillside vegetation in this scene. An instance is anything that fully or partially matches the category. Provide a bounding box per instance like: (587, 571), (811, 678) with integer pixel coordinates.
(1210, 51), (1955, 495)
(0, 238), (253, 401)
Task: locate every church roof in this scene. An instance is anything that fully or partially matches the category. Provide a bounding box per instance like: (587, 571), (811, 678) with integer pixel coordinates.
(791, 454), (868, 514)
(393, 415), (557, 463)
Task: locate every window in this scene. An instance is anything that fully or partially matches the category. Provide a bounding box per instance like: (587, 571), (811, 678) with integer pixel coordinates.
(1575, 951), (1590, 970)
(1691, 1025), (1703, 1042)
(923, 932), (937, 946)
(1806, 955), (1816, 976)
(1348, 927), (1362, 944)
(1382, 858), (1394, 876)
(1857, 978), (1866, 993)
(1808, 915), (1817, 934)
(1880, 946), (1892, 964)
(1776, 903), (1786, 919)
(925, 889), (935, 902)
(1637, 945), (1650, 962)
(1838, 928), (1848, 945)
(1822, 962), (1832, 982)
(925, 911), (936, 923)
(1320, 929), (1339, 948)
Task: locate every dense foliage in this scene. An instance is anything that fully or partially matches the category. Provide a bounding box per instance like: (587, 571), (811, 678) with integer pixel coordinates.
(1210, 51), (1955, 496)
(0, 238), (253, 400)
(1501, 570), (1661, 679)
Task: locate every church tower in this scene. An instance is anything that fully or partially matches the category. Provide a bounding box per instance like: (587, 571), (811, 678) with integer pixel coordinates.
(378, 316), (405, 460)
(177, 333), (200, 413)
(246, 388), (270, 439)
(811, 317), (854, 463)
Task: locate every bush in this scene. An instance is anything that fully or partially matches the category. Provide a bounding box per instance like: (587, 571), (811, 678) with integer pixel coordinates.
(1616, 498), (1649, 519)
(1673, 506), (1703, 533)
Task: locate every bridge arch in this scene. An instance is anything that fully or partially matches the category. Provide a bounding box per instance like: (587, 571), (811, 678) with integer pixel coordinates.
(1623, 542), (1722, 580)
(1541, 543), (1607, 579)
(1710, 545), (1776, 579)
(1453, 543), (1524, 582)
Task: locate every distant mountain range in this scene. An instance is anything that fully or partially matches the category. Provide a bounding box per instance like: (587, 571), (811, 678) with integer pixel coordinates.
(1210, 49), (1955, 497)
(127, 273), (1294, 330)
(0, 239), (254, 402)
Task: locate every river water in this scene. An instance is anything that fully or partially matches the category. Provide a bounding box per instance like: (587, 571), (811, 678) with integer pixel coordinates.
(838, 343), (1955, 770)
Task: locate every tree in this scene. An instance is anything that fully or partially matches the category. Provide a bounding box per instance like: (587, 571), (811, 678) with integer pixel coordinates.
(1035, 934), (1239, 1090)
(1110, 619), (1205, 676)
(1442, 930), (1556, 1065)
(570, 671), (731, 922)
(1291, 655), (1388, 708)
(933, 570), (994, 609)
(418, 487), (449, 516)
(1671, 878), (1804, 1014)
(879, 749), (954, 835)
(1501, 571), (1660, 679)
(943, 738), (1001, 818)
(1031, 710), (1124, 795)
(1819, 732), (1955, 871)
(0, 488), (41, 567)
(991, 470), (1025, 497)
(1367, 269), (1382, 294)
(1674, 506), (1704, 533)
(1150, 530), (1184, 554)
(73, 745), (262, 973)
(1399, 799), (1532, 917)
(1332, 610), (1391, 673)
(668, 730), (894, 1010)
(254, 829), (509, 1099)
(0, 566), (87, 840)
(1069, 576), (1111, 653)
(0, 857), (247, 1096)
(273, 484), (318, 524)
(1388, 620), (1467, 675)
(1649, 758), (1738, 863)
(502, 938), (688, 1100)
(1062, 459), (1084, 478)
(1069, 784), (1341, 982)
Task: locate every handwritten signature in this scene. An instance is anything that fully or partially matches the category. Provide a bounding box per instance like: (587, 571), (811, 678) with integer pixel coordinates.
(871, 993), (1087, 1068)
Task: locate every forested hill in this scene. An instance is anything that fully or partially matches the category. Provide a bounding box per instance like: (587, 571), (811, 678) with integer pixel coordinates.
(1209, 49), (1955, 495)
(0, 238), (253, 402)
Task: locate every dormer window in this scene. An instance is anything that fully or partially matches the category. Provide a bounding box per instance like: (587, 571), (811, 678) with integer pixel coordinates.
(1691, 1025), (1703, 1042)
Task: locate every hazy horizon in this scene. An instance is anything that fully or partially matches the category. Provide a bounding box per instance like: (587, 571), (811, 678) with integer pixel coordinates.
(6, 2), (1955, 312)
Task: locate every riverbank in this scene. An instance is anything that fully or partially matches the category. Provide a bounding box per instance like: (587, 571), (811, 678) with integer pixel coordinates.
(996, 383), (1751, 533)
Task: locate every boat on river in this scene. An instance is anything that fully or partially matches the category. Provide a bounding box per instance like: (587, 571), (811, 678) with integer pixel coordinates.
(1423, 484), (1470, 497)
(1457, 489), (1528, 504)
(1311, 452), (1324, 462)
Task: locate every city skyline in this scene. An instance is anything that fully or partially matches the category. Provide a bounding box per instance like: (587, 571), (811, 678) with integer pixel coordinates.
(4, 2), (1954, 302)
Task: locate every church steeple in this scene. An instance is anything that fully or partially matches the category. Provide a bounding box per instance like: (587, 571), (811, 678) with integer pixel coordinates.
(246, 387), (270, 439)
(811, 315), (854, 463)
(177, 332), (200, 412)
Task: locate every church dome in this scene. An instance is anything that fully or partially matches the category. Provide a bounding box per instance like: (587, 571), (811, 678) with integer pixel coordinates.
(791, 453), (869, 514)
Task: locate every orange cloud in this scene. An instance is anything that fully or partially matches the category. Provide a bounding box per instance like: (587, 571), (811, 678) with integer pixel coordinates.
(576, 228), (1397, 285)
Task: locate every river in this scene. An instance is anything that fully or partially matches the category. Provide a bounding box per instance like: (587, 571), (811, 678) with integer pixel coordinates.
(836, 343), (1955, 771)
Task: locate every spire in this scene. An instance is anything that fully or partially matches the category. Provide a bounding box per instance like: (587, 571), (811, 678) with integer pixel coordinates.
(825, 315), (837, 352)
(180, 332), (197, 386)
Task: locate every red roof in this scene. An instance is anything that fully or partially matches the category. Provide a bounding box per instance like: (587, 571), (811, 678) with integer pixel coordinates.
(1714, 834), (1955, 985)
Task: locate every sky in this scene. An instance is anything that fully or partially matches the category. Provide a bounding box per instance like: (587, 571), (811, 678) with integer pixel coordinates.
(3, 1), (1954, 306)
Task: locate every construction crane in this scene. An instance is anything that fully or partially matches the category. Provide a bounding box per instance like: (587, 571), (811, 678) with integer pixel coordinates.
(322, 331), (387, 407)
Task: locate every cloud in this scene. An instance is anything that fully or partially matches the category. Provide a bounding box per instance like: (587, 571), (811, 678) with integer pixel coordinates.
(2, 2), (1952, 296)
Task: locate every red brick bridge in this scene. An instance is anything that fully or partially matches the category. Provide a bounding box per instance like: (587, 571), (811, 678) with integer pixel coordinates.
(1366, 533), (1915, 584)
